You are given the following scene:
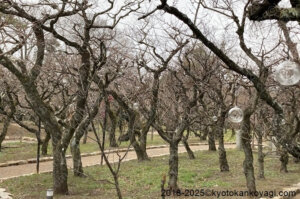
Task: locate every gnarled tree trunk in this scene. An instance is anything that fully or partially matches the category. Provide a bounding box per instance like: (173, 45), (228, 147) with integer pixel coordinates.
(0, 89), (16, 151)
(127, 112), (149, 161)
(70, 95), (103, 176)
(52, 138), (69, 194)
(109, 124), (118, 147)
(216, 115), (229, 172)
(241, 109), (256, 193)
(182, 138), (195, 159)
(70, 138), (84, 177)
(168, 141), (179, 190)
(200, 131), (208, 141)
(182, 128), (195, 159)
(0, 115), (11, 151)
(208, 128), (216, 151)
(138, 130), (149, 161)
(257, 133), (265, 179)
(108, 108), (118, 147)
(280, 148), (289, 173)
(82, 130), (88, 144)
(41, 131), (51, 155)
(132, 140), (149, 161)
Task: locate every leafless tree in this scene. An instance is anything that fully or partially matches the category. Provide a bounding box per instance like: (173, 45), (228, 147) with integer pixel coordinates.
(0, 0), (142, 194)
(0, 81), (17, 150)
(140, 0), (300, 160)
(248, 0), (300, 21)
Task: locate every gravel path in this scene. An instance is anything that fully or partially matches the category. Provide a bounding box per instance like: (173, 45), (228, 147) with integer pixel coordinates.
(0, 144), (235, 180)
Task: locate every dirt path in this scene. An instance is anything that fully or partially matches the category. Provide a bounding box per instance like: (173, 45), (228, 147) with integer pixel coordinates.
(0, 144), (235, 180)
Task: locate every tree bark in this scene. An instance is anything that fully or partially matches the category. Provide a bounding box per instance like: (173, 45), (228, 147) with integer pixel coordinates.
(0, 89), (16, 151)
(118, 116), (124, 138)
(138, 130), (149, 160)
(280, 149), (289, 173)
(0, 115), (11, 151)
(182, 137), (195, 159)
(82, 130), (88, 144)
(200, 131), (208, 141)
(208, 129), (217, 151)
(52, 136), (68, 194)
(182, 128), (195, 159)
(70, 138), (84, 177)
(257, 133), (265, 179)
(107, 107), (118, 147)
(216, 116), (229, 172)
(241, 111), (256, 192)
(70, 94), (103, 175)
(124, 124), (149, 161)
(168, 141), (179, 190)
(132, 140), (149, 161)
(128, 116), (149, 161)
(109, 127), (118, 147)
(41, 131), (51, 156)
(108, 112), (118, 147)
(248, 1), (300, 21)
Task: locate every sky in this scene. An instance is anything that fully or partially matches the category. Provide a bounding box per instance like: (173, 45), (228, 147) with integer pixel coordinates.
(6, 0), (300, 72)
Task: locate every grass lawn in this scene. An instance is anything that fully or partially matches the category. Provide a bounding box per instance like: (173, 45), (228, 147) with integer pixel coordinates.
(2, 149), (300, 198)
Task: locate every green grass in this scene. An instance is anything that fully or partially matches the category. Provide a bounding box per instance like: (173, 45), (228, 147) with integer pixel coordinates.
(0, 142), (37, 162)
(2, 149), (300, 199)
(224, 129), (236, 142)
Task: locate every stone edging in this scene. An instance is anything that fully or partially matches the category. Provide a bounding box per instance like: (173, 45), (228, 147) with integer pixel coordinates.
(0, 188), (12, 199)
(0, 142), (236, 168)
(4, 136), (36, 141)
